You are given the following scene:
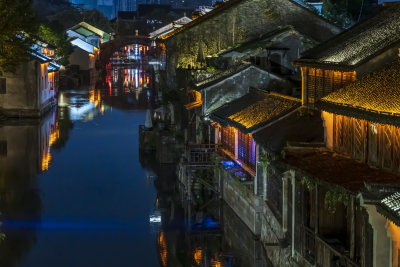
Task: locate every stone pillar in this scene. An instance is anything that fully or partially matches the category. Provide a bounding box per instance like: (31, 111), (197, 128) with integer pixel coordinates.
(234, 129), (238, 159)
(282, 176), (288, 234)
(263, 166), (268, 201)
(363, 204), (392, 267)
(388, 222), (400, 267)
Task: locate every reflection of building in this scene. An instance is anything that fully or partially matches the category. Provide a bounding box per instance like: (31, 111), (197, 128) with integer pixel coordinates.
(0, 112), (59, 265)
(105, 64), (154, 109)
(58, 89), (106, 121)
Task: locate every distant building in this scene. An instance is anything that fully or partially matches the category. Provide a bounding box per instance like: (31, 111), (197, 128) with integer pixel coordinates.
(149, 16), (192, 40)
(67, 22), (109, 84)
(0, 42), (61, 118)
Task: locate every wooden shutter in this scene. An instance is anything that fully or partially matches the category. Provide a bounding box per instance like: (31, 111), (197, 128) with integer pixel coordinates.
(334, 115), (343, 152)
(342, 117), (353, 156)
(353, 118), (365, 161)
(308, 68), (316, 105)
(381, 125), (393, 170)
(315, 69), (324, 101)
(392, 126), (400, 173)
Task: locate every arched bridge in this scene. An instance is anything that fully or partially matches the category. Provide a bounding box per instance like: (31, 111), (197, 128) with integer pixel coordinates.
(99, 35), (151, 66)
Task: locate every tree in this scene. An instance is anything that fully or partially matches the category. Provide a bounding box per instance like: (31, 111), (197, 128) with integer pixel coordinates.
(322, 0), (375, 28)
(37, 22), (73, 66)
(82, 9), (112, 33)
(0, 0), (38, 72)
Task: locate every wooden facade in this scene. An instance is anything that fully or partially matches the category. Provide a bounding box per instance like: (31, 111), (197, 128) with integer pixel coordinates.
(221, 126), (236, 156)
(302, 67), (356, 107)
(330, 114), (400, 173)
(238, 131), (256, 171)
(218, 125), (257, 174)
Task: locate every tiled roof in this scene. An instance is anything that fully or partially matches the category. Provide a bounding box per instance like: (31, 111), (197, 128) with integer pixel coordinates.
(283, 147), (400, 192)
(361, 185), (400, 226)
(70, 38), (96, 54)
(381, 192), (400, 217)
(48, 61), (61, 73)
(76, 22), (109, 41)
(318, 60), (400, 126)
(30, 44), (53, 63)
(195, 63), (252, 89)
(165, 0), (340, 42)
(210, 88), (301, 133)
(74, 27), (100, 38)
(149, 16), (192, 39)
(294, 4), (400, 69)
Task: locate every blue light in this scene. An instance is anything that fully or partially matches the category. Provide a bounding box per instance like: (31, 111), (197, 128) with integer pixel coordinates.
(203, 217), (218, 228)
(222, 160), (235, 167)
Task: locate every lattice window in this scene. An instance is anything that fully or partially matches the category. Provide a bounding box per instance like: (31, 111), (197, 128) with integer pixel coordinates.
(221, 126), (235, 156)
(392, 126), (400, 173)
(333, 71), (343, 92)
(353, 118), (365, 161)
(334, 115), (343, 152)
(342, 71), (356, 85)
(307, 68), (316, 105)
(382, 125), (393, 170)
(315, 69), (324, 101)
(238, 131), (256, 171)
(324, 70), (334, 95)
(342, 117), (353, 156)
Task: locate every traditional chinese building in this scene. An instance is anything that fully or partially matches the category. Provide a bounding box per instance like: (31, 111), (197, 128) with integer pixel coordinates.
(164, 0), (341, 86)
(275, 9), (400, 265)
(193, 64), (293, 117)
(293, 3), (400, 107)
(0, 43), (60, 118)
(210, 88), (301, 180)
(67, 22), (110, 46)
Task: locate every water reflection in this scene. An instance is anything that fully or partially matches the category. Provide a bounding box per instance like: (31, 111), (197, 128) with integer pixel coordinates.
(0, 114), (55, 266)
(0, 59), (271, 266)
(105, 65), (155, 109)
(141, 150), (272, 267)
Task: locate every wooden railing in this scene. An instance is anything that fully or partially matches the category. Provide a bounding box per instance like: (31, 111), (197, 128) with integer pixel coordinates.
(186, 144), (218, 165)
(303, 227), (359, 267)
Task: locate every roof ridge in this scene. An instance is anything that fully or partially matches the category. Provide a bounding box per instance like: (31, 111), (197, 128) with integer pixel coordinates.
(294, 4), (400, 66)
(269, 91), (301, 102)
(165, 0), (336, 40)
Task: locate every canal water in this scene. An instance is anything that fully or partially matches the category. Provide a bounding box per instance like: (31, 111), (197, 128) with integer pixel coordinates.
(0, 64), (271, 266)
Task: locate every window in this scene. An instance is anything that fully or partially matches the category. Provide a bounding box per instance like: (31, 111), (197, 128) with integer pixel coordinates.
(0, 78), (6, 94)
(0, 141), (6, 156)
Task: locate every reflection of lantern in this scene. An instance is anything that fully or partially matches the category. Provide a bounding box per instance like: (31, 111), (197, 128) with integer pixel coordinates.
(193, 248), (202, 265)
(158, 231), (167, 267)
